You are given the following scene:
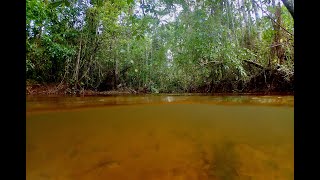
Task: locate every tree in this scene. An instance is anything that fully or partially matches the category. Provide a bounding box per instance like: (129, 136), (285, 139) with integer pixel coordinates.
(26, 0), (294, 93)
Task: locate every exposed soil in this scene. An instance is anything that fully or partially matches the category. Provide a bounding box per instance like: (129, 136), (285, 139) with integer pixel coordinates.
(26, 83), (134, 96)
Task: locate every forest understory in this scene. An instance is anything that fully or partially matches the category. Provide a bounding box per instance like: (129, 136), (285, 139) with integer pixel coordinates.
(27, 64), (293, 95)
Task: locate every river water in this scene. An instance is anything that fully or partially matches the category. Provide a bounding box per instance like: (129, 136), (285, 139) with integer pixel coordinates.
(26, 95), (293, 180)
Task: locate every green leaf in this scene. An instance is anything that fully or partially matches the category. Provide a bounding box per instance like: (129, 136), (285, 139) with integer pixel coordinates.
(127, 0), (134, 5)
(132, 30), (137, 36)
(49, 0), (70, 8)
(49, 0), (64, 8)
(64, 0), (70, 7)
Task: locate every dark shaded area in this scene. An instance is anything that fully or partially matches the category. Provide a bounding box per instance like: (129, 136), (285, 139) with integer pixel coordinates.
(198, 141), (241, 180)
(27, 68), (293, 95)
(244, 68), (294, 92)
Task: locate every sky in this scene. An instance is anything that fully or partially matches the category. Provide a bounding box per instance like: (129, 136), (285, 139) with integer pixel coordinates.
(131, 0), (285, 25)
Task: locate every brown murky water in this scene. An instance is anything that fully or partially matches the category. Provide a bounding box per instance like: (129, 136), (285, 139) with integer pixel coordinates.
(26, 95), (293, 180)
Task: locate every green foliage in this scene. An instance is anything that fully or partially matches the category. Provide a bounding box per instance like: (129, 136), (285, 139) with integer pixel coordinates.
(26, 0), (294, 92)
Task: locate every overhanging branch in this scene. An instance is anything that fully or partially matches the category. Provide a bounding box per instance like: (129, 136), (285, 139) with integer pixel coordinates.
(253, 1), (294, 37)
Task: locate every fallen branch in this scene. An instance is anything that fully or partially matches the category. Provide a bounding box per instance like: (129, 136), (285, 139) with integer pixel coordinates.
(243, 60), (264, 69)
(200, 60), (223, 66)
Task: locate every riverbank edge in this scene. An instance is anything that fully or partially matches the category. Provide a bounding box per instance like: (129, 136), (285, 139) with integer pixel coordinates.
(26, 82), (294, 96)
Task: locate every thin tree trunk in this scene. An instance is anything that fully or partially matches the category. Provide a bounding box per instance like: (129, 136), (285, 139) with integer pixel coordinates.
(270, 2), (284, 66)
(237, 0), (244, 44)
(74, 39), (82, 90)
(229, 1), (239, 45)
(145, 45), (148, 87)
(275, 2), (284, 65)
(241, 0), (250, 48)
(114, 36), (119, 88)
(246, 0), (253, 48)
(251, 0), (260, 21)
(252, 0), (262, 40)
(271, 0), (276, 9)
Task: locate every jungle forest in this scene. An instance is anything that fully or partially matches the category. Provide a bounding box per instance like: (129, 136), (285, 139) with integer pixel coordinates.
(26, 1), (295, 179)
(26, 0), (294, 94)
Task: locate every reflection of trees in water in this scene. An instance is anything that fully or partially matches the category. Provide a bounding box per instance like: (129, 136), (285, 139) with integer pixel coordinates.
(27, 96), (294, 113)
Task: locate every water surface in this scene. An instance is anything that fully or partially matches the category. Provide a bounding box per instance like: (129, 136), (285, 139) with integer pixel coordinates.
(26, 95), (293, 180)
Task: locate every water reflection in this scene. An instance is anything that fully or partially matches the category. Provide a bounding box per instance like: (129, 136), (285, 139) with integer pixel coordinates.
(26, 95), (293, 113)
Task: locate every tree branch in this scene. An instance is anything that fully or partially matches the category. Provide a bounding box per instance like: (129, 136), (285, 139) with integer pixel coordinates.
(254, 1), (293, 36)
(200, 60), (223, 66)
(243, 60), (264, 69)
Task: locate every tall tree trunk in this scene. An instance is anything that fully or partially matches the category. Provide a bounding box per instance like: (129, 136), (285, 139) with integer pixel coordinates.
(246, 0), (253, 49)
(271, 0), (276, 8)
(241, 0), (250, 48)
(271, 2), (285, 65)
(114, 37), (119, 89)
(74, 39), (82, 90)
(227, 0), (238, 44)
(237, 0), (244, 44)
(252, 0), (262, 40)
(251, 0), (260, 21)
(275, 2), (285, 65)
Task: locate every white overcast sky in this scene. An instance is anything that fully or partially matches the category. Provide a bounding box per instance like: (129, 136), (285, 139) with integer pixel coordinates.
(132, 0), (284, 25)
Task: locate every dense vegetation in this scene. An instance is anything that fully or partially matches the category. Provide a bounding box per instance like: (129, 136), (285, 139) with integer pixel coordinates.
(26, 0), (294, 94)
